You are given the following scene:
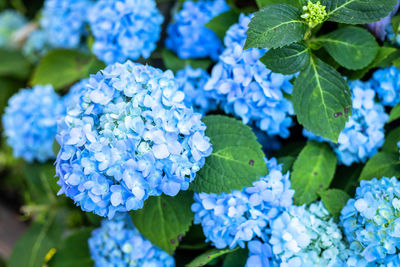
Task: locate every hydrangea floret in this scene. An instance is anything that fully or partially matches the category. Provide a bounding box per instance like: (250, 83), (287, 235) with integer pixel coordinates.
(371, 66), (400, 107)
(56, 61), (212, 218)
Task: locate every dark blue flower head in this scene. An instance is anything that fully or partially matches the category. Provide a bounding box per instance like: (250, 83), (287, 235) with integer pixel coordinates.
(205, 14), (294, 138)
(165, 0), (229, 60)
(89, 0), (164, 64)
(56, 61), (212, 218)
(340, 177), (400, 266)
(0, 9), (26, 48)
(2, 85), (64, 162)
(41, 0), (92, 49)
(371, 66), (400, 107)
(89, 213), (175, 267)
(191, 158), (293, 249)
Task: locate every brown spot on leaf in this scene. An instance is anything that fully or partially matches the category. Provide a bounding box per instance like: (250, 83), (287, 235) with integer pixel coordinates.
(344, 107), (350, 114)
(170, 239), (176, 244)
(334, 112), (343, 118)
(249, 160), (255, 166)
(319, 184), (323, 188)
(162, 202), (166, 207)
(273, 28), (277, 32)
(313, 172), (318, 176)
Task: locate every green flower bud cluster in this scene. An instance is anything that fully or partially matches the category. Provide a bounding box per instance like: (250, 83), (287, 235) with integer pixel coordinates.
(301, 1), (327, 27)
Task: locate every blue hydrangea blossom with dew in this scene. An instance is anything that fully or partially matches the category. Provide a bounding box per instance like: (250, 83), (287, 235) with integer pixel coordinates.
(2, 85), (64, 162)
(303, 80), (388, 166)
(269, 201), (350, 267)
(371, 66), (400, 107)
(88, 0), (163, 64)
(176, 65), (220, 114)
(205, 14), (294, 138)
(0, 10), (26, 48)
(191, 158), (293, 249)
(89, 213), (175, 267)
(340, 177), (400, 267)
(41, 0), (92, 49)
(56, 61), (212, 218)
(165, 0), (229, 60)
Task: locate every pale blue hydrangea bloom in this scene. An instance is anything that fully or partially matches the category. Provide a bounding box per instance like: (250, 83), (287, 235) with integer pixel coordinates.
(371, 66), (400, 106)
(89, 214), (175, 267)
(2, 85), (64, 162)
(56, 61), (212, 218)
(191, 158), (294, 249)
(88, 0), (163, 64)
(166, 0), (229, 60)
(340, 177), (400, 267)
(303, 81), (388, 166)
(205, 14), (294, 138)
(0, 10), (26, 48)
(63, 78), (89, 110)
(176, 65), (220, 114)
(41, 0), (92, 49)
(245, 240), (277, 267)
(22, 30), (50, 62)
(269, 201), (350, 267)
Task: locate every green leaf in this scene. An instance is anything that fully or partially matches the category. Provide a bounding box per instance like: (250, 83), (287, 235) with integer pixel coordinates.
(389, 104), (400, 123)
(205, 10), (239, 41)
(319, 189), (350, 217)
(161, 49), (212, 73)
(291, 141), (337, 205)
(130, 191), (194, 255)
(260, 42), (310, 74)
(256, 0), (302, 9)
(244, 4), (307, 49)
(318, 26), (378, 70)
(324, 0), (397, 24)
(186, 248), (237, 267)
(222, 248), (248, 267)
(49, 228), (94, 267)
(392, 14), (400, 35)
(276, 141), (306, 173)
(0, 77), (22, 114)
(30, 49), (105, 90)
(359, 151), (400, 181)
(292, 56), (352, 142)
(0, 48), (31, 79)
(382, 127), (400, 154)
(331, 164), (363, 196)
(190, 115), (267, 194)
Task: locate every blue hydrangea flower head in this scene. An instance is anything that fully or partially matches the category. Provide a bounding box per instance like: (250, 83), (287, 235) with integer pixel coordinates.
(0, 10), (26, 48)
(88, 0), (164, 64)
(205, 14), (294, 138)
(56, 61), (212, 218)
(303, 80), (388, 166)
(22, 30), (50, 62)
(41, 0), (92, 49)
(270, 201), (350, 267)
(89, 213), (175, 267)
(371, 66), (400, 106)
(165, 0), (229, 60)
(2, 85), (64, 162)
(340, 177), (400, 267)
(176, 65), (220, 114)
(191, 158), (294, 249)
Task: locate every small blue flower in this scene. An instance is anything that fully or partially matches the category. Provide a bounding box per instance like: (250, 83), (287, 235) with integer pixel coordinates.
(88, 0), (163, 64)
(340, 177), (400, 267)
(165, 0), (229, 60)
(56, 61), (212, 218)
(41, 0), (92, 49)
(191, 158), (293, 249)
(0, 10), (26, 48)
(2, 85), (64, 162)
(89, 213), (175, 267)
(371, 66), (400, 107)
(245, 240), (276, 267)
(205, 14), (294, 138)
(22, 30), (50, 62)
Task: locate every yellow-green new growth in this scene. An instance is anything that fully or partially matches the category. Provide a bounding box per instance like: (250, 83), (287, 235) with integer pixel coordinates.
(301, 1), (327, 27)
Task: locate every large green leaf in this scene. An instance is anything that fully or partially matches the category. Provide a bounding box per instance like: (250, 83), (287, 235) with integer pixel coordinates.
(389, 104), (400, 123)
(244, 4), (307, 49)
(222, 248), (248, 267)
(382, 127), (400, 154)
(260, 42), (310, 74)
(359, 151), (400, 181)
(318, 26), (378, 70)
(161, 49), (213, 73)
(0, 77), (22, 114)
(291, 141), (337, 205)
(319, 189), (350, 218)
(256, 0), (302, 8)
(30, 49), (105, 90)
(0, 48), (30, 79)
(205, 10), (239, 41)
(292, 56), (352, 142)
(130, 191), (194, 255)
(324, 0), (397, 24)
(186, 248), (237, 267)
(190, 115), (267, 194)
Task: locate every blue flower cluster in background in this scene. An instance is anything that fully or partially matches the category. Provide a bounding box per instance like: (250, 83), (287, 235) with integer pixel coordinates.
(340, 177), (400, 266)
(41, 0), (92, 49)
(89, 214), (175, 267)
(205, 14), (294, 138)
(56, 61), (212, 218)
(165, 0), (229, 60)
(89, 0), (163, 64)
(192, 158), (293, 249)
(2, 85), (64, 162)
(304, 80), (388, 166)
(22, 30), (50, 62)
(371, 66), (400, 107)
(0, 10), (26, 48)
(176, 66), (220, 114)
